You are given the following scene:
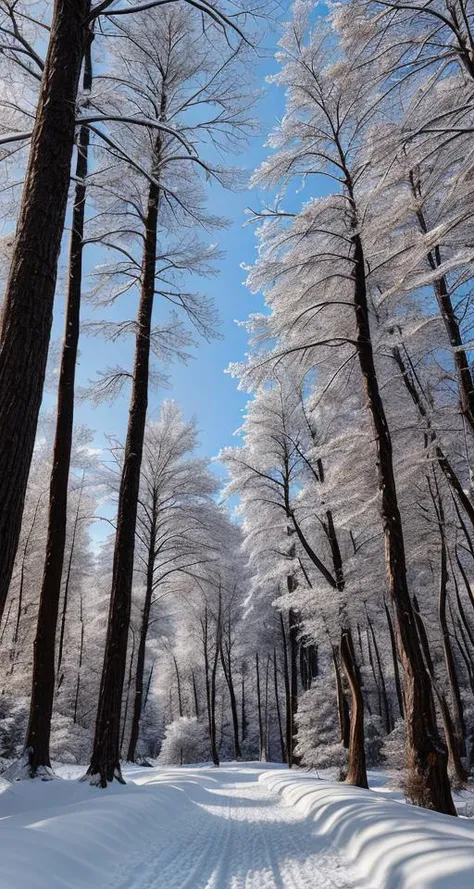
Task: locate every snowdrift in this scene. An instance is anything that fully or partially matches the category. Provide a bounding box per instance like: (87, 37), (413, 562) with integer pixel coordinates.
(260, 770), (474, 889)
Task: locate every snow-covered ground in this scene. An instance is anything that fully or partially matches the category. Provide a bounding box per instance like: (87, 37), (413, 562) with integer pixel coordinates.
(0, 763), (473, 889)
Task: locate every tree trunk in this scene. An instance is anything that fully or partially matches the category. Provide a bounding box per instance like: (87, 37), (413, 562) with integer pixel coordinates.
(384, 601), (404, 719)
(220, 642), (241, 759)
(273, 647), (286, 763)
(0, 0), (91, 621)
(120, 627), (136, 753)
(241, 664), (248, 744)
(279, 612), (293, 767)
(24, 36), (94, 772)
(348, 202), (454, 813)
(57, 475), (85, 682)
(73, 606), (84, 726)
(127, 515), (155, 762)
(86, 96), (166, 783)
(256, 652), (266, 762)
(341, 628), (368, 788)
(332, 644), (350, 748)
(192, 671), (200, 718)
(288, 607), (299, 764)
(367, 615), (392, 733)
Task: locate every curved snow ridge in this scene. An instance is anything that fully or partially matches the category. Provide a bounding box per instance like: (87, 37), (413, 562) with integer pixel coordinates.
(259, 770), (474, 889)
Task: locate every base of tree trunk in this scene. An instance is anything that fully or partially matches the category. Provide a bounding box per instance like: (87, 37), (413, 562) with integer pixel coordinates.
(405, 750), (457, 816)
(81, 764), (126, 788)
(2, 748), (56, 782)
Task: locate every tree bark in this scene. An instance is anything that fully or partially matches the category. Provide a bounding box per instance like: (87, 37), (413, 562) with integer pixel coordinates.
(0, 0), (91, 621)
(256, 652), (266, 762)
(273, 647), (286, 763)
(24, 33), (94, 772)
(341, 628), (368, 788)
(127, 507), (155, 762)
(220, 641), (242, 759)
(332, 644), (350, 748)
(57, 475), (85, 683)
(86, 88), (167, 783)
(384, 600), (404, 719)
(280, 612), (293, 766)
(347, 192), (455, 813)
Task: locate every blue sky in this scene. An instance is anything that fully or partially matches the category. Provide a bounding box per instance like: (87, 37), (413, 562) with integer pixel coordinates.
(40, 12), (292, 546)
(62, 42), (286, 460)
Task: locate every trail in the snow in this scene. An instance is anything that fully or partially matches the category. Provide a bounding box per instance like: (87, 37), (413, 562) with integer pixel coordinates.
(110, 765), (357, 889)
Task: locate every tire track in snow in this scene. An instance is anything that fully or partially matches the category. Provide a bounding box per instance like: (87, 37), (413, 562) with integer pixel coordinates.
(110, 766), (358, 889)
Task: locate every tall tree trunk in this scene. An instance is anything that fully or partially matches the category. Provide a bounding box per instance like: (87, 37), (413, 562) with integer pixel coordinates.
(0, 0), (91, 621)
(340, 628), (368, 788)
(280, 612), (293, 767)
(127, 514), (155, 762)
(264, 654), (270, 761)
(24, 35), (93, 772)
(57, 474), (85, 682)
(86, 90), (167, 784)
(273, 647), (286, 763)
(413, 597), (468, 785)
(256, 652), (266, 762)
(120, 627), (136, 754)
(384, 601), (404, 719)
(73, 600), (84, 726)
(432, 487), (466, 758)
(288, 607), (299, 764)
(332, 644), (350, 748)
(346, 180), (454, 813)
(10, 491), (44, 672)
(173, 656), (184, 719)
(241, 664), (248, 744)
(367, 615), (392, 733)
(220, 642), (241, 759)
(192, 671), (200, 718)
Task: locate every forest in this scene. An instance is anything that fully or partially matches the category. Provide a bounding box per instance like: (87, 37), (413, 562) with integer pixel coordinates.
(0, 0), (474, 847)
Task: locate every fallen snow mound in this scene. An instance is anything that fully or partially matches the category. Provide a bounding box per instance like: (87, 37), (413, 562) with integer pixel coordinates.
(260, 770), (474, 889)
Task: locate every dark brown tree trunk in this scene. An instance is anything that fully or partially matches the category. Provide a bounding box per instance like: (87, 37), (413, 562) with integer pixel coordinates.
(385, 601), (404, 719)
(367, 615), (392, 733)
(24, 36), (93, 772)
(192, 671), (200, 718)
(120, 627), (136, 753)
(174, 656), (184, 719)
(280, 612), (293, 766)
(341, 628), (368, 788)
(127, 513), (155, 762)
(333, 645), (350, 748)
(289, 607), (300, 764)
(209, 604), (221, 767)
(57, 475), (85, 682)
(220, 642), (242, 759)
(241, 664), (248, 744)
(347, 193), (454, 813)
(273, 647), (286, 762)
(256, 652), (266, 762)
(433, 492), (466, 758)
(73, 594), (84, 725)
(0, 0), (91, 621)
(413, 598), (468, 785)
(10, 492), (44, 672)
(86, 91), (166, 782)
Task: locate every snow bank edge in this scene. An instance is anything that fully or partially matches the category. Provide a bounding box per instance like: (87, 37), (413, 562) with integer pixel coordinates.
(259, 770), (474, 889)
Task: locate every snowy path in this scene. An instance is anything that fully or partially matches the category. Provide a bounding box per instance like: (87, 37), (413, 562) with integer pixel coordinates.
(110, 764), (357, 889)
(0, 763), (357, 889)
(2, 763), (474, 889)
